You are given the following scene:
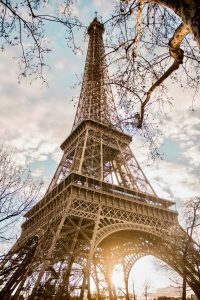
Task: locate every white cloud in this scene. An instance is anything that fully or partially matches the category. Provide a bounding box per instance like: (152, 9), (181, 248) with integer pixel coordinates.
(51, 149), (62, 163)
(148, 160), (199, 200)
(0, 47), (75, 175)
(183, 144), (200, 167)
(32, 167), (45, 177)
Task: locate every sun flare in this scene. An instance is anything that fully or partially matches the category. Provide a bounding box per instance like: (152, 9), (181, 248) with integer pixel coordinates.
(112, 264), (124, 288)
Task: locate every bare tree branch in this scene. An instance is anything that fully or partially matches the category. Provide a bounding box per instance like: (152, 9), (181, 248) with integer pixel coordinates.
(0, 0), (82, 81)
(0, 145), (42, 243)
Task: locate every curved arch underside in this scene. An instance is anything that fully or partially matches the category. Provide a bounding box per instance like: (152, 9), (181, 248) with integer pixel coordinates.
(1, 224), (199, 300)
(96, 227), (200, 298)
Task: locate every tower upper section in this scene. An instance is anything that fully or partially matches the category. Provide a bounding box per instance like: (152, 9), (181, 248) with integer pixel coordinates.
(72, 18), (120, 130)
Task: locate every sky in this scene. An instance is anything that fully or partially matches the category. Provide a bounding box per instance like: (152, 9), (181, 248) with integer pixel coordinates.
(0, 0), (200, 297)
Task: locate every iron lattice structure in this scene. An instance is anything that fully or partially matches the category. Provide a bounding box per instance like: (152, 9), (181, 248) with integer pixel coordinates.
(1, 18), (200, 300)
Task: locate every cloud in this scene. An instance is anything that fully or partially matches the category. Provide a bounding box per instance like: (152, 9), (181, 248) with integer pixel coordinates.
(149, 160), (199, 200)
(32, 167), (45, 177)
(183, 144), (200, 167)
(131, 108), (200, 203)
(51, 149), (63, 164)
(1, 3), (200, 208)
(0, 47), (76, 180)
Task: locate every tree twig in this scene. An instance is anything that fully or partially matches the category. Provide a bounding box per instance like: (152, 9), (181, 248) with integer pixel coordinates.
(137, 22), (190, 128)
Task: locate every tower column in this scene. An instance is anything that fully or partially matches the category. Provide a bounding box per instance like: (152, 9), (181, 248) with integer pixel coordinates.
(78, 128), (89, 173)
(56, 218), (83, 299)
(29, 196), (72, 300)
(93, 261), (101, 299)
(105, 269), (114, 300)
(80, 203), (102, 299)
(122, 259), (130, 300)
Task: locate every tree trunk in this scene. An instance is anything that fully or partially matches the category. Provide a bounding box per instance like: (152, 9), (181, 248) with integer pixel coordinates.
(182, 274), (187, 300)
(150, 0), (200, 48)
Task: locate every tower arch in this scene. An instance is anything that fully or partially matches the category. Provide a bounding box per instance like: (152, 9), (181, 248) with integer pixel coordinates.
(95, 228), (200, 298)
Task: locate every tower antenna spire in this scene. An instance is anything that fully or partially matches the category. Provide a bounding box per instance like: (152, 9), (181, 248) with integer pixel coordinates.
(72, 17), (120, 131)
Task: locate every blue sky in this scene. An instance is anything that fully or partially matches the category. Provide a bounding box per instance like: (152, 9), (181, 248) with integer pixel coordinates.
(0, 0), (200, 296)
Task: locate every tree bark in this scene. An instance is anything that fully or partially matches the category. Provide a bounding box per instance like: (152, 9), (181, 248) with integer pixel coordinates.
(149, 0), (200, 48)
(182, 274), (187, 300)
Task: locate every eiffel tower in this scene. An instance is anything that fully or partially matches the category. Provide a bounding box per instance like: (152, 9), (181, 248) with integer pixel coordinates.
(0, 18), (200, 300)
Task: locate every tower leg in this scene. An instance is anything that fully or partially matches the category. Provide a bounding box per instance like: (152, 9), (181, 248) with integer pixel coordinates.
(87, 274), (92, 300)
(29, 198), (72, 300)
(80, 253), (92, 299)
(56, 218), (83, 299)
(56, 258), (74, 299)
(80, 204), (101, 299)
(122, 260), (130, 300)
(112, 283), (117, 300)
(124, 277), (130, 300)
(105, 268), (114, 300)
(94, 262), (101, 299)
(13, 275), (27, 300)
(0, 237), (38, 300)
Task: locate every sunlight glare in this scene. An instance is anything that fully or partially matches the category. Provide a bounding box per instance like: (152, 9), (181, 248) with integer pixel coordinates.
(112, 264), (124, 288)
